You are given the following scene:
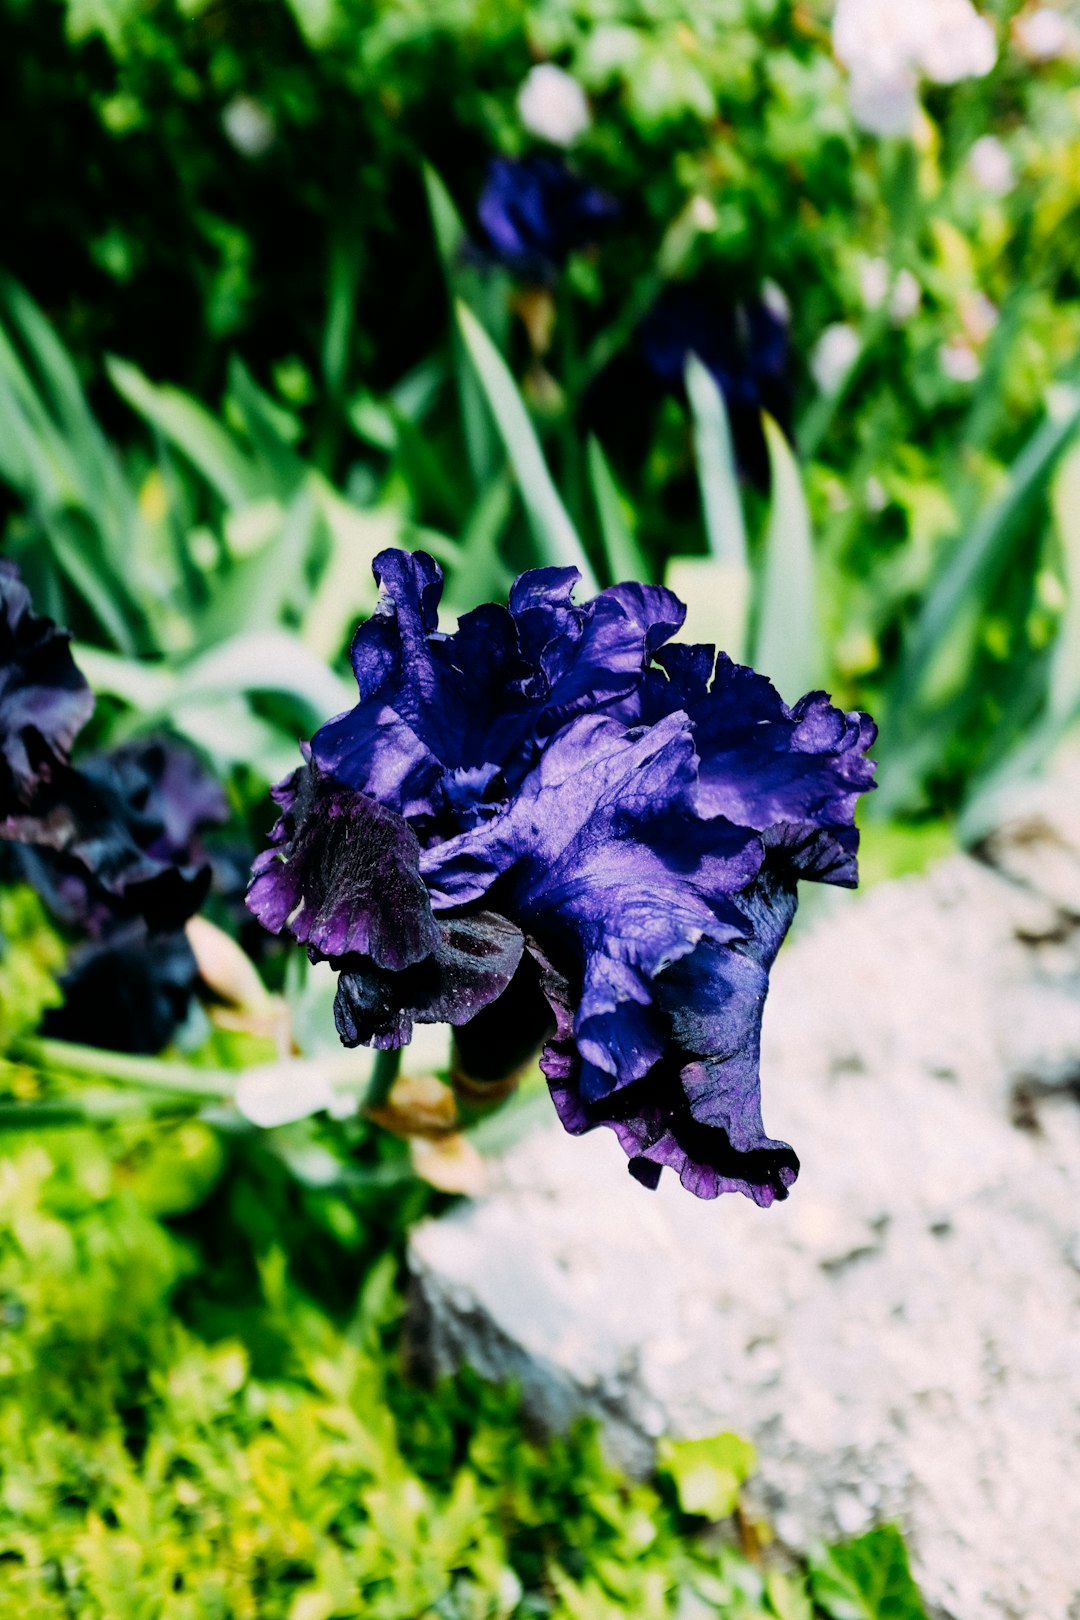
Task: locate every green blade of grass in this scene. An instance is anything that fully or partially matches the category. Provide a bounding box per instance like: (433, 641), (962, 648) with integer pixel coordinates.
(456, 300), (597, 589)
(423, 162), (501, 490)
(108, 356), (263, 508)
(753, 413), (819, 701)
(664, 555), (751, 661)
(899, 388), (1080, 709)
(587, 435), (650, 584)
(685, 355), (748, 569)
(1049, 440), (1080, 720)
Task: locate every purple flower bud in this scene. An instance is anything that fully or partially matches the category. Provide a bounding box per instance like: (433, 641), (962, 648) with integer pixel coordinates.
(477, 155), (617, 282)
(249, 550), (877, 1204)
(586, 283), (793, 486)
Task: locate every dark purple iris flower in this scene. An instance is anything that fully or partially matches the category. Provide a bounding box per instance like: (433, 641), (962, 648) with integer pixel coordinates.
(249, 549), (876, 1205)
(1, 558), (94, 812)
(1, 563), (228, 1052)
(586, 283), (793, 486)
(477, 155), (617, 282)
(40, 924), (202, 1055)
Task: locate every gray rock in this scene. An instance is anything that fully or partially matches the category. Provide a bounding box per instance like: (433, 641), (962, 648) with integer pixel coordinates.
(408, 842), (1080, 1620)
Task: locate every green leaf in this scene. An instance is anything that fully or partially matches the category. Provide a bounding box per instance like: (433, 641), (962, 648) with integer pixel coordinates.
(172, 630), (353, 723)
(423, 163), (503, 490)
(901, 388), (1080, 708)
(765, 1570), (814, 1620)
(403, 480), (514, 617)
(808, 1527), (928, 1620)
(225, 356), (307, 493)
(108, 356), (262, 508)
(656, 1433), (756, 1520)
(72, 644), (173, 710)
(167, 697), (300, 779)
(753, 413), (818, 701)
(1, 280), (125, 540)
(424, 162), (469, 277)
(455, 300), (597, 590)
(42, 511), (139, 654)
(322, 232), (359, 398)
(685, 355), (748, 570)
(76, 630), (352, 772)
(18, 1036), (234, 1098)
(195, 482), (319, 648)
(587, 436), (650, 584)
(301, 479), (392, 661)
(1049, 440), (1080, 720)
(0, 887), (65, 1046)
(664, 556), (750, 661)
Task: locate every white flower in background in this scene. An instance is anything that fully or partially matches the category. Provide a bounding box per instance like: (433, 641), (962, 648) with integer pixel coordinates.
(761, 279), (791, 323)
(846, 64), (920, 138)
(811, 323), (861, 394)
(859, 258), (921, 321)
(222, 95), (276, 158)
(689, 194), (720, 232)
(1013, 6), (1080, 61)
(890, 269), (922, 321)
(517, 63), (591, 146)
(961, 291), (999, 345)
(967, 134), (1015, 195)
(919, 0), (997, 81)
(940, 340), (981, 382)
(833, 0), (996, 136)
(858, 257), (891, 310)
(865, 475), (888, 512)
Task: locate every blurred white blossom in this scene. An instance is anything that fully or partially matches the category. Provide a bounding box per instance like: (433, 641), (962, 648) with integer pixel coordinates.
(834, 0), (996, 136)
(811, 323), (860, 394)
(688, 194), (720, 231)
(222, 95), (276, 158)
(940, 340), (981, 382)
(846, 65), (919, 137)
(517, 64), (590, 146)
(865, 475), (888, 512)
(961, 291), (999, 345)
(967, 134), (1015, 195)
(919, 0), (998, 80)
(761, 279), (791, 324)
(859, 258), (921, 321)
(1013, 6), (1080, 61)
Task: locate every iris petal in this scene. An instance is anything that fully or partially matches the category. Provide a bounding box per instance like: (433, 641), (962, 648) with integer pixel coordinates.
(333, 911), (525, 1049)
(247, 763), (440, 970)
(477, 155), (617, 281)
(0, 560), (94, 808)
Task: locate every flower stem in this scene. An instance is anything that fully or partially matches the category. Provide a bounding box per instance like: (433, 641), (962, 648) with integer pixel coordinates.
(14, 1037), (234, 1098)
(364, 1046), (403, 1110)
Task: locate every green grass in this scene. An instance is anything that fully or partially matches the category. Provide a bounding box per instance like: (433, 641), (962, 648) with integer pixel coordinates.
(0, 1117), (926, 1620)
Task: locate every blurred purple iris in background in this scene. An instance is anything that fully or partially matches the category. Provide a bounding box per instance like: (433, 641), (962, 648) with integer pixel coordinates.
(586, 282), (793, 486)
(1, 563), (226, 1052)
(477, 154), (617, 282)
(249, 549), (876, 1206)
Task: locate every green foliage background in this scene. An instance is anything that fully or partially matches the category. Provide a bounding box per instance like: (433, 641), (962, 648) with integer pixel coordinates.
(5, 0), (1080, 819)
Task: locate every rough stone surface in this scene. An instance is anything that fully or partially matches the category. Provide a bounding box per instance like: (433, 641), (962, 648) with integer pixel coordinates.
(408, 783), (1080, 1620)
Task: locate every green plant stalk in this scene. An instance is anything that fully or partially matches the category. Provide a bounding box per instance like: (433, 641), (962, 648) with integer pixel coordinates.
(558, 279), (585, 539)
(15, 1036), (235, 1097)
(364, 1047), (403, 1111)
